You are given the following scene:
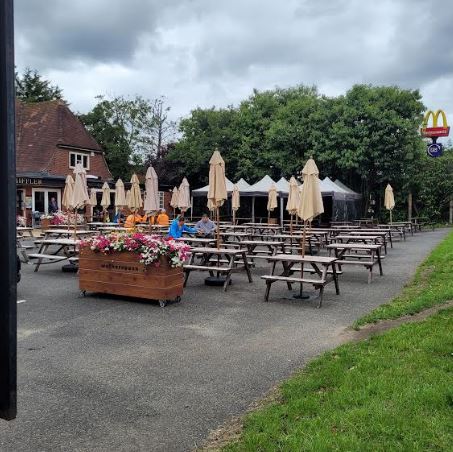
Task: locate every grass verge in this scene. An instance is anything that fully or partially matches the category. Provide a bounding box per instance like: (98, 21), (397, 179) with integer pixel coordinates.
(354, 229), (453, 328)
(223, 308), (453, 451)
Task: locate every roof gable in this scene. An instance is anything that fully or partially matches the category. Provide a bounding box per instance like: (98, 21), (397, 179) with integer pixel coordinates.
(16, 100), (103, 175)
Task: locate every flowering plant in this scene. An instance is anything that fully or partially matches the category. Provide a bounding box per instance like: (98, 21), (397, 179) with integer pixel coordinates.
(40, 214), (53, 220)
(50, 211), (66, 225)
(80, 232), (191, 268)
(16, 215), (27, 227)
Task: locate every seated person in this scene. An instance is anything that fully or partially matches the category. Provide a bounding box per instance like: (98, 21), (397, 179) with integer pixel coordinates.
(124, 212), (144, 229)
(156, 209), (170, 226)
(113, 209), (125, 224)
(167, 216), (197, 239)
(195, 213), (216, 238)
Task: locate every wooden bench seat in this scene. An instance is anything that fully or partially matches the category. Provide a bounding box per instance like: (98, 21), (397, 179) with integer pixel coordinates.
(184, 265), (231, 272)
(28, 253), (67, 261)
(261, 275), (325, 285)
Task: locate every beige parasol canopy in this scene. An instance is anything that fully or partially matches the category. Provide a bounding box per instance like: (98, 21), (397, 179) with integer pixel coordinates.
(170, 186), (179, 209)
(89, 189), (97, 206)
(143, 166), (159, 213)
(384, 184), (395, 210)
(232, 184), (240, 211)
(125, 190), (131, 207)
(71, 163), (90, 209)
(267, 183), (278, 212)
(62, 175), (75, 210)
(384, 183), (395, 223)
(114, 179), (127, 210)
(208, 150), (227, 208)
(178, 177), (191, 212)
(286, 176), (299, 214)
(297, 158), (324, 222)
(128, 173), (143, 211)
(100, 182), (111, 209)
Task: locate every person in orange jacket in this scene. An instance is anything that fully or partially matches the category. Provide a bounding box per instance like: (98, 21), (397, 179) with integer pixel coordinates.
(156, 209), (170, 226)
(124, 212), (144, 229)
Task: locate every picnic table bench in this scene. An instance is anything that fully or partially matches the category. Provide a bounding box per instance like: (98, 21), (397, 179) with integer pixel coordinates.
(29, 238), (79, 272)
(327, 243), (383, 283)
(334, 234), (387, 254)
(183, 247), (253, 291)
(261, 254), (340, 307)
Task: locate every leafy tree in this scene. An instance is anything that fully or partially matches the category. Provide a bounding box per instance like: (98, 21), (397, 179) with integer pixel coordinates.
(80, 95), (177, 180)
(15, 68), (63, 102)
(411, 148), (453, 221)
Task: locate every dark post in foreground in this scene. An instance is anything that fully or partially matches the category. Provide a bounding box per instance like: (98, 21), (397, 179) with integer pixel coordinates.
(0, 0), (17, 421)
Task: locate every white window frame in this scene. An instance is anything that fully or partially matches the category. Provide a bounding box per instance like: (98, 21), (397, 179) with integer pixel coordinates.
(32, 188), (62, 213)
(69, 151), (90, 170)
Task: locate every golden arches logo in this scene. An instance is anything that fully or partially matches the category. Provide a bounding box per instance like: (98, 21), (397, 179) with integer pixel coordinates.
(421, 109), (450, 138)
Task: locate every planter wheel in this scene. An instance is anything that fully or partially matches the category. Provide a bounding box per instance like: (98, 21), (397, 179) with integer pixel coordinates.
(159, 300), (168, 308)
(174, 296), (182, 303)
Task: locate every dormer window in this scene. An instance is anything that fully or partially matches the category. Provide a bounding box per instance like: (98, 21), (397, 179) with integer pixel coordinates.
(69, 152), (90, 170)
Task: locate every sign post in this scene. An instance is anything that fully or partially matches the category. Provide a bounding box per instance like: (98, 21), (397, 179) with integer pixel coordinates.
(0, 0), (17, 420)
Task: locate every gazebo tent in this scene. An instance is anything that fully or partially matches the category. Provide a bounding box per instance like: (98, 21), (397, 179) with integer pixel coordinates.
(320, 177), (362, 221)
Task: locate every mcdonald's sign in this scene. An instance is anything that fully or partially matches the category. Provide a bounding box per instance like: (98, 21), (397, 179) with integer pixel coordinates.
(421, 109), (450, 138)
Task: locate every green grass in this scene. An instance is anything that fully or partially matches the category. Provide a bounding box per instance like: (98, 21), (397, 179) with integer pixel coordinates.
(354, 229), (453, 328)
(224, 308), (453, 451)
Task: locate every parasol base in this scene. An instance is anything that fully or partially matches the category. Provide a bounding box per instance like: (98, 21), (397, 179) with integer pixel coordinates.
(292, 293), (311, 300)
(204, 276), (231, 286)
(62, 264), (78, 273)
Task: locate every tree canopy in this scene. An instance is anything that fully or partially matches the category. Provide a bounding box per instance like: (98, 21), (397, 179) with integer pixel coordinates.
(15, 68), (64, 103)
(79, 95), (176, 180)
(168, 84), (429, 217)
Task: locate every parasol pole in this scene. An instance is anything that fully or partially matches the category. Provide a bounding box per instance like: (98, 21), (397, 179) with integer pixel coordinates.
(299, 219), (307, 298)
(216, 206), (221, 249)
(390, 209), (393, 225)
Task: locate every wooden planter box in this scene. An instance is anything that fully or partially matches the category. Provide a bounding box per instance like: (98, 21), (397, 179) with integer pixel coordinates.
(41, 218), (51, 229)
(79, 249), (183, 307)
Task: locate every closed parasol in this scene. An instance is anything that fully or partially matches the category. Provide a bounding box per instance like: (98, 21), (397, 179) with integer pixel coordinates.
(208, 150), (227, 248)
(115, 179), (127, 212)
(286, 176), (299, 232)
(384, 184), (395, 224)
(143, 166), (159, 213)
(267, 183), (278, 223)
(232, 184), (240, 224)
(128, 173), (143, 211)
(62, 175), (74, 210)
(178, 178), (191, 212)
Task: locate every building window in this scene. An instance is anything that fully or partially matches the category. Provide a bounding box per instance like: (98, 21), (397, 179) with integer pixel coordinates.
(69, 152), (89, 170)
(158, 191), (165, 209)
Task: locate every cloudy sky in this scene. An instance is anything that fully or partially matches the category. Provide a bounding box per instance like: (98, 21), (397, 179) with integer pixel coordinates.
(14, 0), (453, 122)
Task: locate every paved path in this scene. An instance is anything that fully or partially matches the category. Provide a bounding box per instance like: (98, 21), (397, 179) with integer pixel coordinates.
(0, 229), (449, 451)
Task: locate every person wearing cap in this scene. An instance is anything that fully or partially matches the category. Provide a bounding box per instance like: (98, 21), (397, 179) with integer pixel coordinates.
(156, 209), (170, 226)
(167, 216), (197, 239)
(195, 213), (216, 238)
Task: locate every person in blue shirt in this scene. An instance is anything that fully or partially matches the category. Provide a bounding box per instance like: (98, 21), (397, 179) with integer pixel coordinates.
(168, 216), (198, 239)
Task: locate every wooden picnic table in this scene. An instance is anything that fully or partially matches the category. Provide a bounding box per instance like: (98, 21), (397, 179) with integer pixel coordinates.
(261, 254), (340, 307)
(237, 240), (284, 263)
(29, 238), (79, 272)
(42, 229), (94, 239)
(326, 243), (383, 283)
(219, 231), (250, 242)
(17, 226), (34, 237)
(176, 237), (217, 247)
(334, 234), (387, 254)
(183, 247), (253, 291)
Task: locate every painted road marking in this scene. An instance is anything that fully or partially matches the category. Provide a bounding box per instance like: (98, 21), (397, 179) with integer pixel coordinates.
(17, 299), (27, 304)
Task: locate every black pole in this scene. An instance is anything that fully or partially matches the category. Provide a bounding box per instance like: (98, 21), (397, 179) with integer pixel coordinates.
(0, 0), (17, 420)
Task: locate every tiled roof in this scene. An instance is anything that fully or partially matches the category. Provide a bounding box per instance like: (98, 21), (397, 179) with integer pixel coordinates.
(16, 100), (109, 178)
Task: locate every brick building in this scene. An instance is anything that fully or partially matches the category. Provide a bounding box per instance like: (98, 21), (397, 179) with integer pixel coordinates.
(16, 100), (112, 222)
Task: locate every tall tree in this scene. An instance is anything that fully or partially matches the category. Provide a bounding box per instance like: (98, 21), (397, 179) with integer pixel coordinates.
(15, 68), (63, 102)
(147, 96), (177, 159)
(80, 95), (177, 180)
